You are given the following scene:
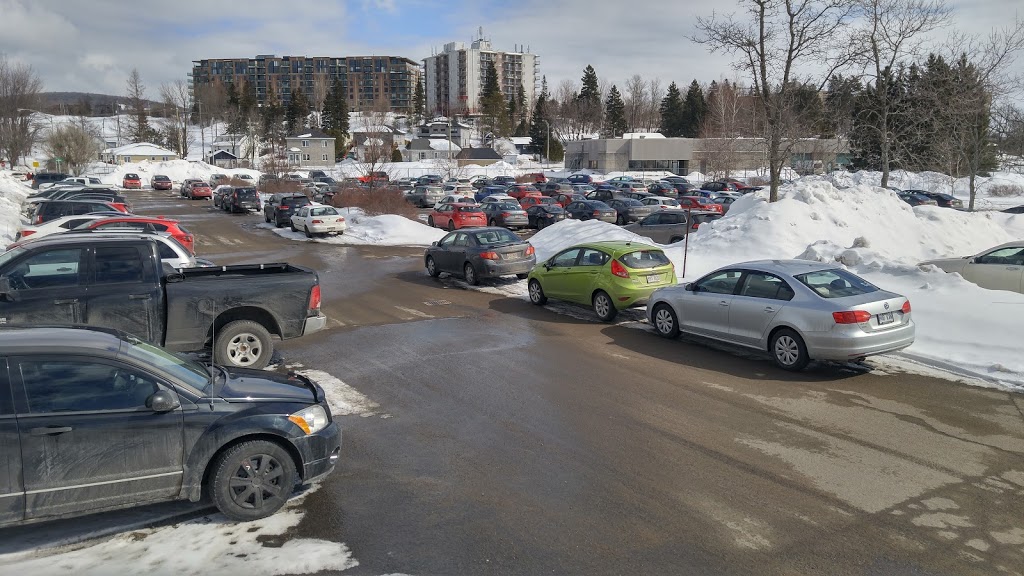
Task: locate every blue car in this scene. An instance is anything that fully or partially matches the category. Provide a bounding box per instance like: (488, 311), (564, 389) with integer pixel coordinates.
(475, 185), (509, 202)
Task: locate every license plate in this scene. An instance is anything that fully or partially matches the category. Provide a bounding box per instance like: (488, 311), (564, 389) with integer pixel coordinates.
(503, 252), (522, 260)
(646, 274), (662, 284)
(877, 312), (894, 325)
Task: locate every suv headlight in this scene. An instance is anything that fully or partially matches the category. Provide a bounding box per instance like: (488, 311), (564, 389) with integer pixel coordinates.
(288, 405), (329, 435)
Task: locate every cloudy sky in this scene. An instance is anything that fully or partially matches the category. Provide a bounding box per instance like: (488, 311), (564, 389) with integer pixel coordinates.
(1, 0), (1021, 99)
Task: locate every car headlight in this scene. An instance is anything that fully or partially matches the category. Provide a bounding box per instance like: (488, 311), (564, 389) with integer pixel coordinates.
(288, 405), (329, 435)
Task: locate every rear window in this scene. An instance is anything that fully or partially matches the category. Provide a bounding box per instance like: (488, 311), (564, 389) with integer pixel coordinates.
(619, 199), (643, 206)
(497, 203), (520, 210)
(794, 269), (878, 299)
(474, 229), (521, 245)
(619, 250), (671, 270)
(235, 187), (257, 198)
(154, 176), (170, 181)
(458, 206), (483, 213)
(283, 196), (310, 207)
(125, 174), (139, 179)
(587, 201), (611, 210)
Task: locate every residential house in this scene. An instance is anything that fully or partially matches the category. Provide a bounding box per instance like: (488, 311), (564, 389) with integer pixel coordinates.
(208, 150), (239, 168)
(100, 142), (178, 164)
(402, 138), (462, 162)
(284, 128), (336, 168)
(416, 118), (472, 148)
(455, 147), (503, 167)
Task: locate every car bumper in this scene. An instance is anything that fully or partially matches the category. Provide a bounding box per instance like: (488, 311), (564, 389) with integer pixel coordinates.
(597, 214), (618, 223)
(501, 216), (529, 228)
(192, 192), (213, 198)
(153, 184), (172, 190)
(307, 223), (347, 233)
(294, 420), (342, 484)
(804, 321), (916, 361)
(231, 203), (259, 211)
(478, 256), (537, 278)
(303, 313), (327, 336)
(607, 273), (677, 309)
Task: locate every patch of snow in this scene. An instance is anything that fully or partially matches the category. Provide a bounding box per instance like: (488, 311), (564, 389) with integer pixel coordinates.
(81, 160), (260, 187)
(293, 368), (380, 417)
(266, 210), (444, 247)
(0, 172), (31, 243)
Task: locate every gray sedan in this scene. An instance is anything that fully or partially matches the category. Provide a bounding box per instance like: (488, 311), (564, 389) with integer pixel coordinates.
(647, 260), (915, 370)
(424, 227), (536, 285)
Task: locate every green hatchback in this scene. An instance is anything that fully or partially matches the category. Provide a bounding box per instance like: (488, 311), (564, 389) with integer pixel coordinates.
(527, 241), (677, 321)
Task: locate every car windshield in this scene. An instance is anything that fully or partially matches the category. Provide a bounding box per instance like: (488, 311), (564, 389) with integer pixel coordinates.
(121, 336), (211, 393)
(497, 203), (519, 210)
(794, 268), (879, 298)
(125, 174), (139, 178)
(0, 246), (26, 269)
(474, 229), (521, 245)
(619, 250), (671, 269)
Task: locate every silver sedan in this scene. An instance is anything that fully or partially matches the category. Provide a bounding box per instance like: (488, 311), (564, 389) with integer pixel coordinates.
(646, 260), (915, 370)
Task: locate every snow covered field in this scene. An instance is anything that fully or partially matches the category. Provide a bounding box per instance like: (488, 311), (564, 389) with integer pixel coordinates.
(263, 207), (445, 247)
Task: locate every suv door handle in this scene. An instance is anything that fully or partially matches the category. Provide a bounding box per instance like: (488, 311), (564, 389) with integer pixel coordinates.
(30, 426), (73, 436)
(53, 299), (78, 305)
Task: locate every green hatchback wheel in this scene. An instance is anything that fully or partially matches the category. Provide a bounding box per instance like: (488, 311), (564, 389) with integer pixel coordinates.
(593, 290), (618, 322)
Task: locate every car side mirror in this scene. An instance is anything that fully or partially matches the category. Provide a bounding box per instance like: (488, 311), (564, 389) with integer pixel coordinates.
(0, 277), (17, 301)
(146, 389), (180, 412)
(431, 241), (438, 246)
(684, 282), (695, 291)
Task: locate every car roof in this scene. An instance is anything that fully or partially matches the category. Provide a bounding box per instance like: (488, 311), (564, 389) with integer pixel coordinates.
(570, 240), (661, 254)
(0, 325), (127, 356)
(725, 259), (840, 275)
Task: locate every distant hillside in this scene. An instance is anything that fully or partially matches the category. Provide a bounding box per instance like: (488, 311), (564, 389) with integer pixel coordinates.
(39, 92), (163, 116)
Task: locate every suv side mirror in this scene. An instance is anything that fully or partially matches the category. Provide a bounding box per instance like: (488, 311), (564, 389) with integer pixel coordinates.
(146, 389), (180, 412)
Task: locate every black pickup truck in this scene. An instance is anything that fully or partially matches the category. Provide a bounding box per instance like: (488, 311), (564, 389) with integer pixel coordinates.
(0, 234), (326, 368)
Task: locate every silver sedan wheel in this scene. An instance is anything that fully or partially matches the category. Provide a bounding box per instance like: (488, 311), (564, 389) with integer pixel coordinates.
(774, 335), (800, 366)
(654, 307), (675, 335)
(227, 332), (263, 366)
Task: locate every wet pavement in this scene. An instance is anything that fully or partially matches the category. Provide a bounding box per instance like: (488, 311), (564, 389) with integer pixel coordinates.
(58, 189), (1024, 575)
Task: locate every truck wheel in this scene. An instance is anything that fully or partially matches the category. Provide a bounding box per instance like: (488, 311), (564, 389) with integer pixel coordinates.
(215, 320), (272, 369)
(209, 439), (296, 521)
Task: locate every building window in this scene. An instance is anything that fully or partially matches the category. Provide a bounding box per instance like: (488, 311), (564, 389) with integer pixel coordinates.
(322, 154), (328, 161)
(303, 154), (311, 161)
(302, 140), (309, 147)
(322, 140), (328, 147)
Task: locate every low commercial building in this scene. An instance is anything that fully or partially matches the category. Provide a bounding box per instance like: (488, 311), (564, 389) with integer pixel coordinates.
(100, 142), (178, 164)
(565, 136), (849, 175)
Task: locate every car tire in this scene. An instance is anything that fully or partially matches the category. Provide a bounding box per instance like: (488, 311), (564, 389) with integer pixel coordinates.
(652, 303), (680, 338)
(528, 279), (547, 305)
(214, 320), (273, 369)
(592, 290), (618, 322)
(669, 236), (684, 244)
(489, 219), (497, 227)
(209, 439), (296, 522)
(770, 328), (810, 371)
(426, 256), (440, 277)
(516, 273), (528, 280)
(616, 215), (625, 225)
(275, 219), (283, 228)
(464, 263), (479, 285)
(265, 213), (270, 223)
(427, 216), (434, 227)
(304, 226), (313, 239)
(290, 221), (297, 232)
(447, 220), (455, 232)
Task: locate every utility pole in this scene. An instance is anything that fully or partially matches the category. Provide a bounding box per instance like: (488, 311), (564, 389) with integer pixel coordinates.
(543, 119), (550, 169)
(198, 99), (205, 162)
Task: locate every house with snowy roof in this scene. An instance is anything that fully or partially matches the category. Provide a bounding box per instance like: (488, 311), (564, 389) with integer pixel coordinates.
(285, 128), (336, 168)
(402, 138), (462, 162)
(100, 142), (177, 164)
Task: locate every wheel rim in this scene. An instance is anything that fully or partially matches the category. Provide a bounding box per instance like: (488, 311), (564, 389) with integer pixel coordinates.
(654, 307), (674, 334)
(427, 258), (436, 275)
(227, 453), (286, 511)
(775, 335), (800, 366)
(529, 281), (542, 302)
(595, 294), (610, 317)
(226, 332), (263, 366)
(465, 265), (475, 283)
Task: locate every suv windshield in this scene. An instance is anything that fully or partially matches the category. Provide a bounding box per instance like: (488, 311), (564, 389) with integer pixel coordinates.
(795, 268), (878, 298)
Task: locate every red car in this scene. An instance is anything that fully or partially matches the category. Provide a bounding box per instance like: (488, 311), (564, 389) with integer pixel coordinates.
(428, 202), (487, 230)
(186, 181), (213, 199)
(83, 216), (196, 254)
(518, 195), (558, 209)
(150, 175), (173, 190)
(122, 173), (142, 189)
(553, 193), (585, 208)
(678, 196), (724, 214)
(507, 184), (542, 201)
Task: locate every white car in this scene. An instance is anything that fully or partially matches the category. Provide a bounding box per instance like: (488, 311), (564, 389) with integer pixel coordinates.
(37, 176), (104, 191)
(443, 184), (476, 195)
(919, 241), (1024, 294)
(290, 203), (347, 238)
(481, 193), (516, 203)
(641, 196), (680, 210)
(233, 173), (255, 182)
(12, 212), (122, 244)
(434, 194), (476, 209)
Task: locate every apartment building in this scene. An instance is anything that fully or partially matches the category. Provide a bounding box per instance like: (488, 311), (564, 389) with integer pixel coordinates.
(423, 39), (538, 117)
(190, 55), (421, 113)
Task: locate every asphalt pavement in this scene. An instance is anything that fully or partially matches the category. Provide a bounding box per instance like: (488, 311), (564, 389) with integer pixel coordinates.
(69, 189), (1024, 575)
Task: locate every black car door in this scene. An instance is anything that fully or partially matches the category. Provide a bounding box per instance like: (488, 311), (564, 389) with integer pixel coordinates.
(0, 358), (23, 525)
(0, 247), (86, 326)
(12, 355), (185, 520)
(84, 243), (164, 344)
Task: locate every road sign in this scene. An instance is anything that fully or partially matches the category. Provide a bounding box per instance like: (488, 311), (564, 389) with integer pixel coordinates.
(32, 161), (39, 168)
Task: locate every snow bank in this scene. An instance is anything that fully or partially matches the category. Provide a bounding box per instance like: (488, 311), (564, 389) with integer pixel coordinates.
(82, 160), (260, 186)
(529, 180), (1024, 388)
(266, 208), (445, 247)
(826, 169), (1024, 210)
(0, 172), (31, 243)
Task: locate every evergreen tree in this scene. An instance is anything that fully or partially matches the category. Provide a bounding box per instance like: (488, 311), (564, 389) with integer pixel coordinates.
(480, 61), (507, 137)
(261, 87), (284, 141)
(680, 80), (708, 137)
(285, 88), (310, 134)
(577, 65), (602, 132)
(412, 77), (425, 125)
(391, 147), (404, 162)
(516, 83), (527, 125)
(321, 80), (349, 159)
(529, 86), (550, 157)
(578, 65), (601, 107)
(659, 82), (686, 137)
(604, 85), (627, 137)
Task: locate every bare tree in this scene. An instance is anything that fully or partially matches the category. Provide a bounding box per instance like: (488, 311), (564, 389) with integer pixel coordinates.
(696, 80), (752, 177)
(694, 0), (855, 201)
(310, 74), (330, 129)
(355, 98), (398, 189)
(993, 102), (1024, 164)
(44, 117), (100, 175)
(159, 80), (192, 158)
(624, 74), (648, 132)
(0, 54), (44, 167)
(645, 78), (663, 132)
(194, 80), (227, 139)
(850, 0), (950, 187)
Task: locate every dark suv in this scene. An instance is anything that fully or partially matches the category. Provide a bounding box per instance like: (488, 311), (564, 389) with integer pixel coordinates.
(221, 186), (260, 213)
(31, 172), (70, 190)
(0, 325), (340, 526)
(30, 199), (121, 224)
(264, 193), (312, 227)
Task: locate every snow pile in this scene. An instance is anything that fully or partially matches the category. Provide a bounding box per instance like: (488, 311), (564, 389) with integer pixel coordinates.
(267, 208), (445, 247)
(0, 171), (31, 243)
(0, 486), (357, 575)
(529, 180), (1024, 387)
(826, 170), (1024, 210)
(82, 160), (260, 187)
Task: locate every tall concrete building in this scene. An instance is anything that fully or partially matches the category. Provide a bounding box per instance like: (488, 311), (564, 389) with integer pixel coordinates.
(190, 55), (420, 113)
(423, 38), (538, 117)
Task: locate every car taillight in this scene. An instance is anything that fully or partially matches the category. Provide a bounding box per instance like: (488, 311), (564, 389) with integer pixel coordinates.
(308, 285), (321, 310)
(610, 259), (630, 278)
(480, 251), (500, 260)
(312, 219), (323, 224)
(526, 245), (535, 255)
(901, 300), (911, 314)
(501, 212), (512, 217)
(593, 211), (601, 217)
(832, 310), (871, 324)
